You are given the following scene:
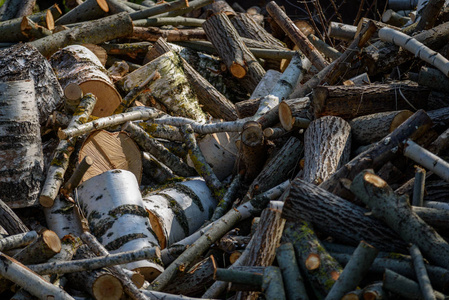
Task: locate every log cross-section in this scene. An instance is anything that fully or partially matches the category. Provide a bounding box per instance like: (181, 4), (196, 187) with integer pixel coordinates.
(202, 12), (266, 93)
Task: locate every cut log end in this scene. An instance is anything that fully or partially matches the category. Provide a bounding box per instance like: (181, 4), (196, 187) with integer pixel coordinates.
(390, 110), (413, 132)
(97, 0), (110, 13)
(20, 17), (30, 31)
(147, 210), (166, 249)
(64, 83), (83, 102)
(230, 251), (242, 264)
(230, 62), (248, 79)
(279, 101), (294, 131)
(80, 80), (121, 117)
(242, 121), (264, 146)
(305, 253), (321, 270)
(363, 173), (387, 188)
(42, 230), (62, 253)
(92, 274), (123, 300)
(46, 10), (55, 31)
(40, 195), (55, 208)
(130, 272), (145, 289)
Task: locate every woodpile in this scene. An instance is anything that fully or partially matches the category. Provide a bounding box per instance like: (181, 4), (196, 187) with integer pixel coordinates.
(2, 0), (449, 298)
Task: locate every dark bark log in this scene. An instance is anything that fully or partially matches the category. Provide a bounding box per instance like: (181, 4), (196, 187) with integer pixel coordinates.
(202, 12), (266, 93)
(303, 116), (351, 185)
(313, 83), (429, 120)
(55, 0), (109, 25)
(319, 110), (433, 200)
(0, 200), (29, 235)
(283, 178), (408, 252)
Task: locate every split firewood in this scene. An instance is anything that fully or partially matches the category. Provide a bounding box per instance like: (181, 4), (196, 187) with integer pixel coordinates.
(29, 12), (134, 57)
(302, 116), (351, 185)
(0, 80), (44, 208)
(313, 83), (429, 119)
(50, 45), (122, 117)
(77, 169), (164, 280)
(40, 93), (97, 208)
(351, 170), (449, 269)
(202, 12), (266, 93)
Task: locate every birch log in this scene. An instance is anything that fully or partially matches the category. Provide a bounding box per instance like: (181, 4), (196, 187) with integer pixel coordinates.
(0, 252), (74, 300)
(50, 45), (122, 117)
(66, 245), (123, 300)
(77, 170), (164, 280)
(0, 80), (44, 208)
(0, 43), (63, 124)
(116, 51), (206, 123)
(143, 178), (216, 249)
(351, 170), (449, 269)
(303, 116), (351, 185)
(379, 27), (449, 77)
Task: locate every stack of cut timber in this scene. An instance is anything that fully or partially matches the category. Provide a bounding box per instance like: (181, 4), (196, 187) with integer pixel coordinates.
(2, 0), (449, 298)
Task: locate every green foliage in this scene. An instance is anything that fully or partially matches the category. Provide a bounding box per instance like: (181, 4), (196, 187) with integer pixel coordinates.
(0, 0), (5, 8)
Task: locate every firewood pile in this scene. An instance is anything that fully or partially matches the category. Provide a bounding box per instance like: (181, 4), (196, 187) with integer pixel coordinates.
(2, 0), (449, 298)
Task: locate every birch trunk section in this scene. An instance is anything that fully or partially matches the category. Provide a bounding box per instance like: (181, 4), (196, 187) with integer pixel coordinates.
(50, 45), (122, 117)
(77, 170), (164, 280)
(0, 43), (64, 124)
(0, 80), (44, 208)
(116, 51), (207, 123)
(303, 116), (351, 185)
(143, 178), (217, 249)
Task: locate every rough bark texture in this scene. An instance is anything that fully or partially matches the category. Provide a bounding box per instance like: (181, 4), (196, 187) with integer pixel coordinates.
(29, 12), (134, 58)
(0, 43), (63, 124)
(55, 0), (109, 25)
(313, 83), (430, 120)
(50, 45), (122, 117)
(283, 178), (408, 252)
(349, 110), (413, 145)
(0, 80), (44, 208)
(202, 12), (266, 93)
(303, 116), (351, 185)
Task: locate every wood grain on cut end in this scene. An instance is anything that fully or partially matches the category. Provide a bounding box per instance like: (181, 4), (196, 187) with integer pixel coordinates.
(93, 274), (123, 300)
(64, 83), (83, 102)
(230, 251), (242, 264)
(147, 210), (166, 249)
(42, 230), (62, 253)
(364, 172), (387, 188)
(230, 62), (247, 78)
(305, 253), (321, 270)
(136, 266), (163, 282)
(390, 110), (413, 132)
(279, 101), (294, 131)
(39, 195), (55, 208)
(46, 10), (55, 30)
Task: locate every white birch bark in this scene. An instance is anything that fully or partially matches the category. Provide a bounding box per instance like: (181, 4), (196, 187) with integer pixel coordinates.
(143, 178), (217, 248)
(50, 44), (122, 117)
(77, 169), (164, 281)
(0, 80), (44, 208)
(379, 27), (449, 77)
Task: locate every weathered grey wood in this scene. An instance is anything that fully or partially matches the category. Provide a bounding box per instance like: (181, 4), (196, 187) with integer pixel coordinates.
(410, 244), (436, 300)
(303, 116), (351, 185)
(129, 0), (188, 20)
(55, 0), (109, 25)
(202, 12), (266, 93)
(0, 80), (44, 208)
(351, 170), (449, 269)
(283, 178), (408, 252)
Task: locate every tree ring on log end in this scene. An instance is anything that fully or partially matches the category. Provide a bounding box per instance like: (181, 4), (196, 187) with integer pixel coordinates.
(79, 80), (121, 117)
(230, 62), (247, 78)
(279, 101), (294, 131)
(92, 274), (122, 300)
